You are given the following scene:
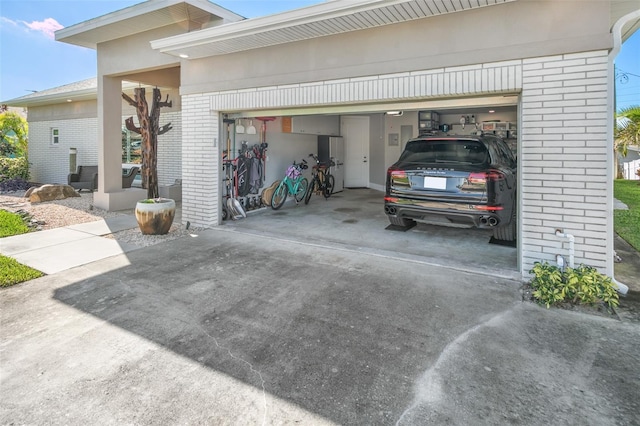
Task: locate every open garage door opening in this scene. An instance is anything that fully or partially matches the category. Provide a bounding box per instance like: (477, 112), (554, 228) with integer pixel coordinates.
(221, 99), (519, 278)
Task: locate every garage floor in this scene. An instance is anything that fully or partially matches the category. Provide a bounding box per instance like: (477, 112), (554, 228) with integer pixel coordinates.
(223, 188), (519, 280)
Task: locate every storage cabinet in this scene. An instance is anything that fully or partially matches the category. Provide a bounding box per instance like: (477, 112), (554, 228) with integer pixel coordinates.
(418, 110), (439, 134)
(283, 115), (340, 136)
(481, 121), (517, 139)
(481, 121), (516, 131)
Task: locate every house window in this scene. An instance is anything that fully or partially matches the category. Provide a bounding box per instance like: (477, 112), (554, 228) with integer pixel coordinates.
(51, 128), (59, 146)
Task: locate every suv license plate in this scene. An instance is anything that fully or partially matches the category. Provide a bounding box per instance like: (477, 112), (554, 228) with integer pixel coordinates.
(424, 176), (446, 190)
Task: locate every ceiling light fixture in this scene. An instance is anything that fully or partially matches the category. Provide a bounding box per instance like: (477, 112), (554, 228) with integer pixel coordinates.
(179, 53), (189, 59)
(489, 110), (495, 113)
(386, 111), (403, 116)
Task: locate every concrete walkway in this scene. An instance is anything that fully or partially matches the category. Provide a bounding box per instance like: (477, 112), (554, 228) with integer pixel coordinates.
(0, 215), (140, 274)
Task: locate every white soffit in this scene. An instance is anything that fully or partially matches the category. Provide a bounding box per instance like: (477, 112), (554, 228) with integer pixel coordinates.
(55, 0), (244, 49)
(151, 0), (517, 59)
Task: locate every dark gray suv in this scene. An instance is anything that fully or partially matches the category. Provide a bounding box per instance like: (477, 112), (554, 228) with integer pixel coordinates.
(384, 134), (517, 241)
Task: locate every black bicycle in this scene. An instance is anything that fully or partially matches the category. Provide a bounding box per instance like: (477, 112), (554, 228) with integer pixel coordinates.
(304, 154), (335, 204)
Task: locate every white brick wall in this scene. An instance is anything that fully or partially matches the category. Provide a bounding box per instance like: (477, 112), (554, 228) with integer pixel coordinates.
(520, 50), (609, 273)
(29, 118), (99, 184)
(157, 111), (182, 186)
(181, 94), (219, 228)
(29, 114), (182, 188)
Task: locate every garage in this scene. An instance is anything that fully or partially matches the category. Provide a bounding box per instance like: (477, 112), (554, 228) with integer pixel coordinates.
(217, 97), (519, 276)
(215, 96), (518, 273)
(43, 0), (639, 280)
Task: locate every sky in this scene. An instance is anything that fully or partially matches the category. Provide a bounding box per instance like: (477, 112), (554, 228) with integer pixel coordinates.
(0, 0), (639, 111)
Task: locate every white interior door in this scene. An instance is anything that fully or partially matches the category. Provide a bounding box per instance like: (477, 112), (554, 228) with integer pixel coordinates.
(341, 116), (370, 188)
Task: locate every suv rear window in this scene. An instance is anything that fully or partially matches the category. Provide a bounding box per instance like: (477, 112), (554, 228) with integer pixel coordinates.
(400, 139), (488, 165)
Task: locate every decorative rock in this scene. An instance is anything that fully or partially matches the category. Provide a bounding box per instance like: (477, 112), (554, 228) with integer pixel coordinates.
(27, 184), (81, 203)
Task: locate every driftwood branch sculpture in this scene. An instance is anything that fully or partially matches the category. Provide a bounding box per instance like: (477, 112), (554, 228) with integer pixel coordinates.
(121, 87), (172, 199)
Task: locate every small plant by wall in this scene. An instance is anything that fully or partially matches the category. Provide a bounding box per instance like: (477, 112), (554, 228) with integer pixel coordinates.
(529, 262), (620, 310)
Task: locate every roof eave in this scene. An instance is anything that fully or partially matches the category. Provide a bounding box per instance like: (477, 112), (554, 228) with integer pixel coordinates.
(1, 81), (146, 108)
(55, 0), (245, 49)
(2, 89), (98, 108)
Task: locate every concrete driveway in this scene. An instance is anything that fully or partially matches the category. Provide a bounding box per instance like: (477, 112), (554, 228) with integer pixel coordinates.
(1, 227), (639, 425)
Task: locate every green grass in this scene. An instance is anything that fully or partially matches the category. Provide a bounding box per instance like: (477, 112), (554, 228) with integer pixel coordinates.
(614, 179), (640, 251)
(0, 210), (43, 287)
(0, 209), (30, 237)
(0, 255), (43, 287)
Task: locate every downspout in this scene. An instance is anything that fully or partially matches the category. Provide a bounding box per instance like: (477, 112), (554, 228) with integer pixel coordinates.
(608, 10), (640, 296)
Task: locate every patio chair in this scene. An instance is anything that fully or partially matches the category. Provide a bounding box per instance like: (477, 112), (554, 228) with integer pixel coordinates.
(68, 165), (98, 192)
(122, 166), (140, 188)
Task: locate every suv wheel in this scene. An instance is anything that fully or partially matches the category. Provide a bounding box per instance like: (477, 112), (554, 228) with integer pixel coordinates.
(493, 209), (516, 242)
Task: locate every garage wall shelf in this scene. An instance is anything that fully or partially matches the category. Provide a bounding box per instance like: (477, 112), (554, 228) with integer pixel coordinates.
(418, 110), (439, 134)
(282, 115), (340, 136)
(481, 121), (516, 131)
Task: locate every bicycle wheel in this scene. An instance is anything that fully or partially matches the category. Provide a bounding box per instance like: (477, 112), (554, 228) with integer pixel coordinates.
(271, 182), (288, 210)
(323, 174), (335, 198)
(304, 177), (316, 204)
(295, 178), (308, 202)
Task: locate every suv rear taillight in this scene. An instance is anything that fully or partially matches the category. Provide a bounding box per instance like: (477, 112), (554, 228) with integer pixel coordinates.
(468, 170), (505, 184)
(388, 167), (409, 188)
(388, 168), (406, 179)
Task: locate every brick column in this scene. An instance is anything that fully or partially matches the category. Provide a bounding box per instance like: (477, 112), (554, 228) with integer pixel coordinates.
(520, 51), (610, 275)
(181, 94), (220, 228)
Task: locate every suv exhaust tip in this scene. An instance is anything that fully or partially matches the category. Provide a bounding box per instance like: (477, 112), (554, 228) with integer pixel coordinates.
(480, 216), (499, 227)
(385, 205), (397, 215)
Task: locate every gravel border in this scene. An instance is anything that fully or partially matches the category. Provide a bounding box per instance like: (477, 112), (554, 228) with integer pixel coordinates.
(0, 191), (202, 248)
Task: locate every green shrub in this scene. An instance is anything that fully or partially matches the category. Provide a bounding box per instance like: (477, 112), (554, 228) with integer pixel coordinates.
(0, 157), (30, 181)
(0, 255), (43, 287)
(529, 261), (620, 310)
(614, 179), (640, 251)
(0, 210), (31, 237)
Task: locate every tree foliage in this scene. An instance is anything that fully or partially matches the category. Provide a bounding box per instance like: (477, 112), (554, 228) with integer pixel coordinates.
(615, 105), (640, 157)
(0, 111), (28, 158)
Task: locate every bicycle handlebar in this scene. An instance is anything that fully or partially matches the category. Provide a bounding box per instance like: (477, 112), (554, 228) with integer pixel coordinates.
(308, 153), (334, 168)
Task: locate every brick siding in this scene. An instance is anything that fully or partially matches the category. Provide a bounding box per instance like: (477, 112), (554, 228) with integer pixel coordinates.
(181, 94), (219, 228)
(520, 51), (610, 273)
(29, 114), (182, 189)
